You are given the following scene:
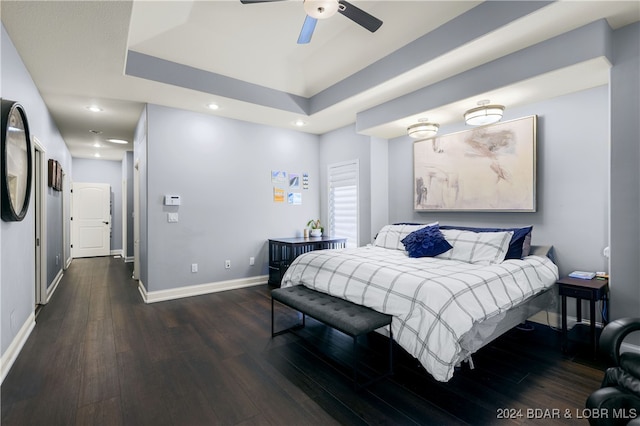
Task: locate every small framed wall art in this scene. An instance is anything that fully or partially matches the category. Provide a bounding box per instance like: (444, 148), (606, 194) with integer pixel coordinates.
(48, 159), (63, 191)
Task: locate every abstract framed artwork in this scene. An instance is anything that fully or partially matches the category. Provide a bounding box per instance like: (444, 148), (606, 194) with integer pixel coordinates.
(413, 115), (536, 212)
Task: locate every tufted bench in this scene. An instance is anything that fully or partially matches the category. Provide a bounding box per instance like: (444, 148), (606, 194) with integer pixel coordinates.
(271, 285), (393, 388)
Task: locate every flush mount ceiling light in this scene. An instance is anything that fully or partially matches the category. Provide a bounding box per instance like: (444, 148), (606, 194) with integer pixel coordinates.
(86, 105), (102, 113)
(106, 138), (128, 144)
(293, 119), (307, 127)
(464, 100), (505, 126)
(94, 153), (101, 158)
(407, 118), (439, 139)
(206, 103), (219, 110)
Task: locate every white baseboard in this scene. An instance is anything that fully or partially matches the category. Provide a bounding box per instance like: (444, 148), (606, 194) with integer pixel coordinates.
(110, 249), (123, 257)
(528, 310), (607, 329)
(137, 279), (147, 302)
(528, 310), (640, 353)
(139, 275), (268, 304)
(124, 256), (134, 263)
(529, 310), (562, 328)
(1, 312), (36, 384)
(46, 268), (64, 304)
(65, 256), (72, 270)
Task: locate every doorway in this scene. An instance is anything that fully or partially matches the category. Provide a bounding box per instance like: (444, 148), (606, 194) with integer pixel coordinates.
(33, 138), (47, 306)
(72, 182), (111, 258)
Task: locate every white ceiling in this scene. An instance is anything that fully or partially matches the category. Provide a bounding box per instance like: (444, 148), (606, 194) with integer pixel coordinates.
(2, 0), (639, 161)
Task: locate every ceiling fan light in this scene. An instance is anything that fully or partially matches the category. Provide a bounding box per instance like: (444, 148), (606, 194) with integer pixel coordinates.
(304, 0), (339, 19)
(407, 122), (439, 139)
(464, 104), (505, 126)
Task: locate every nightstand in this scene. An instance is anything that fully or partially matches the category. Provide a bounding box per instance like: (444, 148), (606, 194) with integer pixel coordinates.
(268, 236), (347, 286)
(557, 276), (609, 356)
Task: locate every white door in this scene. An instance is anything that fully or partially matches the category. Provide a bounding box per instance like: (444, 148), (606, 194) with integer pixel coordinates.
(72, 182), (111, 258)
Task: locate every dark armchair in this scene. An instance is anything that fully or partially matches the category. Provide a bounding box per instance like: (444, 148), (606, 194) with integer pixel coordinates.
(586, 317), (640, 426)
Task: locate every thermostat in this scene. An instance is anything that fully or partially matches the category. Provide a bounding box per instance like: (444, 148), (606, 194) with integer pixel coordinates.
(164, 195), (181, 206)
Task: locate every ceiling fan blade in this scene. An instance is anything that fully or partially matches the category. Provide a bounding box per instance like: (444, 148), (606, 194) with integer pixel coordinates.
(240, 0), (285, 4)
(338, 0), (382, 33)
(297, 15), (318, 44)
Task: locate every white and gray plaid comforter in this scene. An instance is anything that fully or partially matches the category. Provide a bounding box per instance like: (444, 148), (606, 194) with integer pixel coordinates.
(281, 246), (558, 382)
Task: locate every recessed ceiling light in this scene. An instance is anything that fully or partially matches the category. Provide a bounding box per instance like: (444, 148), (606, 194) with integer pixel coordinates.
(94, 153), (101, 158)
(87, 105), (103, 113)
(93, 143), (101, 148)
(106, 138), (128, 144)
(207, 103), (219, 110)
(294, 119), (307, 127)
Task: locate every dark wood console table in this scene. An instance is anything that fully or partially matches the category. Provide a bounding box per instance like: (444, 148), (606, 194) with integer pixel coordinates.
(268, 236), (347, 286)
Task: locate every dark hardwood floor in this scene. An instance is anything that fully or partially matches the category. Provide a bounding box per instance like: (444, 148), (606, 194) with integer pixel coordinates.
(2, 257), (606, 425)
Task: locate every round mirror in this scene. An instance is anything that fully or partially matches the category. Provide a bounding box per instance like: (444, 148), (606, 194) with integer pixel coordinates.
(1, 100), (33, 222)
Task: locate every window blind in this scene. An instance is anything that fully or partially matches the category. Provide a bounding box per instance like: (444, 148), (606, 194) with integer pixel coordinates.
(328, 160), (358, 248)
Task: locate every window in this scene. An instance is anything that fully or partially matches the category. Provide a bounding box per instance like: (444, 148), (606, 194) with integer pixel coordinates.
(328, 160), (359, 248)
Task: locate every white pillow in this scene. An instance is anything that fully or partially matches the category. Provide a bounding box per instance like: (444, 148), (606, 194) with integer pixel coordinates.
(437, 229), (513, 264)
(373, 223), (437, 251)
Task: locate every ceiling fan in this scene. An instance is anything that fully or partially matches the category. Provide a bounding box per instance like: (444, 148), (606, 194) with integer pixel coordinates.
(240, 0), (383, 44)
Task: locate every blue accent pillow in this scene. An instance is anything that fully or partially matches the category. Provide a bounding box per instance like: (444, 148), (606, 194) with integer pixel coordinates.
(401, 224), (453, 258)
(439, 225), (533, 259)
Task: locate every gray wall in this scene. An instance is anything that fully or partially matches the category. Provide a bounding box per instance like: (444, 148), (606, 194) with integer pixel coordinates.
(370, 136), (390, 241)
(140, 104), (321, 292)
(388, 86), (610, 278)
(72, 158), (124, 253)
(610, 22), (640, 320)
(1, 24), (72, 355)
(319, 124), (373, 246)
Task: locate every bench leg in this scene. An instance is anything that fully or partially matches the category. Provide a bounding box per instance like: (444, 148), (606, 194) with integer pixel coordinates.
(389, 327), (393, 376)
(352, 330), (394, 390)
(271, 298), (306, 337)
(353, 336), (359, 388)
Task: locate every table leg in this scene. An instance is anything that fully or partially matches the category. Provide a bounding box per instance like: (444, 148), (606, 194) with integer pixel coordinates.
(576, 298), (582, 323)
(590, 299), (597, 357)
(561, 294), (568, 353)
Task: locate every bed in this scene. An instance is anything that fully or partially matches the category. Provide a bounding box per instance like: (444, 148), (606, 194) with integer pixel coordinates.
(280, 223), (559, 382)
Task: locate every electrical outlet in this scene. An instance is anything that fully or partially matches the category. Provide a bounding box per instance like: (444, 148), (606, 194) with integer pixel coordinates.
(191, 263), (198, 273)
(225, 260), (231, 269)
(249, 257), (255, 266)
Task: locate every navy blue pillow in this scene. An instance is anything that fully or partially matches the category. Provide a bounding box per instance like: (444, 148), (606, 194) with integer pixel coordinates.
(401, 225), (453, 258)
(439, 225), (533, 259)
